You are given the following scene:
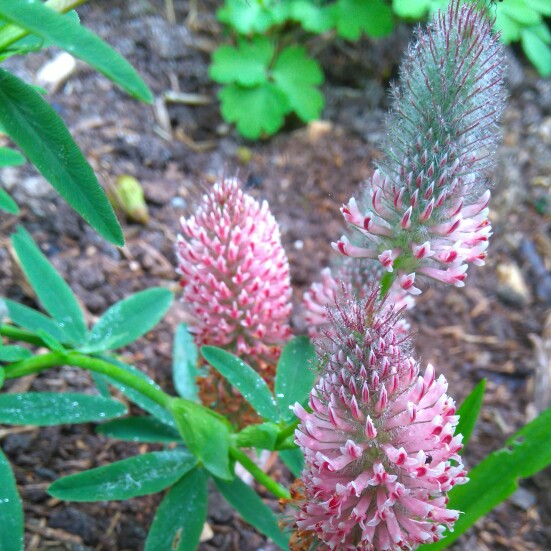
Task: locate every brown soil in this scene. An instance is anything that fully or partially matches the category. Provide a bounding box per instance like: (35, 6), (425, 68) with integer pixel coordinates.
(1, 1), (550, 550)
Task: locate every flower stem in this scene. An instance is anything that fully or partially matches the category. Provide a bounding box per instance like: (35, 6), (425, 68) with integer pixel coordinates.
(276, 418), (299, 448)
(0, 324), (47, 347)
(4, 351), (173, 410)
(229, 446), (291, 500)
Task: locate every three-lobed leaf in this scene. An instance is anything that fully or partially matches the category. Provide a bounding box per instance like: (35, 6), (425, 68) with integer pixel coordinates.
(0, 392), (126, 426)
(146, 467), (209, 551)
(0, 74), (124, 246)
(10, 226), (87, 343)
(215, 475), (290, 549)
(173, 323), (200, 401)
(331, 0), (394, 40)
(217, 0), (288, 34)
(79, 288), (173, 353)
(0, 448), (23, 551)
(201, 346), (280, 422)
(48, 450), (196, 501)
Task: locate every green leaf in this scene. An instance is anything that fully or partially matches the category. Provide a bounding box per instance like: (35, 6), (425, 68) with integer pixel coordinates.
(0, 345), (32, 362)
(0, 187), (18, 214)
(146, 468), (208, 551)
(272, 46), (324, 122)
(201, 346), (279, 422)
(173, 323), (200, 401)
(171, 398), (232, 480)
(0, 392), (126, 426)
(530, 0), (551, 16)
(0, 448), (23, 551)
(392, 0), (430, 19)
(502, 0), (541, 26)
(0, 146), (25, 167)
(94, 355), (176, 428)
(48, 450), (196, 501)
(210, 38), (273, 86)
(0, 71), (123, 245)
(289, 2), (335, 33)
(521, 27), (551, 77)
(279, 448), (303, 478)
(79, 288), (173, 353)
(0, 366), (4, 390)
(495, 10), (522, 43)
(2, 298), (74, 344)
(11, 226), (87, 343)
(418, 407), (551, 550)
(217, 0), (279, 34)
(235, 422), (280, 450)
(332, 0), (394, 39)
(274, 336), (316, 423)
(215, 476), (290, 549)
(219, 82), (290, 139)
(96, 416), (181, 443)
(0, 0), (152, 103)
(456, 379), (486, 452)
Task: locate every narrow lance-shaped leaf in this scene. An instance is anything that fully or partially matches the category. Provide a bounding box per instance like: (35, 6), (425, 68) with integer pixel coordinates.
(0, 146), (25, 166)
(201, 346), (280, 423)
(96, 416), (181, 443)
(215, 475), (290, 550)
(173, 323), (200, 401)
(48, 450), (196, 501)
(0, 187), (19, 214)
(146, 467), (209, 551)
(79, 288), (173, 353)
(0, 393), (127, 426)
(0, 448), (23, 551)
(10, 226), (87, 343)
(0, 71), (124, 245)
(456, 378), (486, 452)
(0, 0), (153, 102)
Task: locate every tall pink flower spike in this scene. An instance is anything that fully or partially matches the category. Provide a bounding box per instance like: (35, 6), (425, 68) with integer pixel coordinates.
(333, 0), (505, 296)
(176, 177), (292, 366)
(292, 289), (467, 550)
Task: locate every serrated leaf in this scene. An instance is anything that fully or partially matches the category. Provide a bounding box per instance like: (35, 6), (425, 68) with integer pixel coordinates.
(392, 0), (430, 19)
(96, 416), (182, 443)
(201, 346), (279, 422)
(219, 82), (290, 139)
(235, 422), (279, 450)
(502, 1), (541, 26)
(173, 323), (199, 401)
(0, 0), (152, 103)
(0, 146), (24, 167)
(217, 0), (279, 34)
(146, 468), (208, 551)
(171, 398), (232, 480)
(279, 447), (303, 478)
(456, 379), (486, 452)
(272, 46), (324, 122)
(11, 226), (87, 343)
(274, 336), (316, 423)
(418, 407), (551, 550)
(48, 450), (196, 501)
(290, 2), (335, 33)
(2, 298), (74, 344)
(210, 37), (273, 86)
(0, 392), (126, 426)
(214, 476), (290, 549)
(0, 187), (18, 214)
(0, 71), (124, 245)
(79, 288), (173, 353)
(332, 0), (394, 40)
(0, 448), (23, 551)
(0, 345), (32, 362)
(521, 27), (551, 76)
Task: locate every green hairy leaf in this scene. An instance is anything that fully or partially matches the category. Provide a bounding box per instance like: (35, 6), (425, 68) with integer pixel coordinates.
(10, 226), (87, 344)
(0, 392), (127, 426)
(48, 450), (196, 501)
(79, 288), (173, 353)
(0, 73), (124, 245)
(0, 0), (152, 102)
(96, 416), (182, 443)
(201, 346), (280, 422)
(215, 476), (290, 549)
(146, 468), (209, 551)
(173, 323), (200, 401)
(0, 448), (23, 551)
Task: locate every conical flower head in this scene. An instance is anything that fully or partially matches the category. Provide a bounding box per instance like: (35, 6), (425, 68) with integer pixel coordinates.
(176, 177), (292, 366)
(334, 1), (506, 295)
(303, 258), (414, 339)
(292, 289), (466, 550)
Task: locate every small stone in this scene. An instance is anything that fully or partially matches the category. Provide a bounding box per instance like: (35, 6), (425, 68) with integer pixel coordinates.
(509, 486), (537, 510)
(496, 262), (531, 306)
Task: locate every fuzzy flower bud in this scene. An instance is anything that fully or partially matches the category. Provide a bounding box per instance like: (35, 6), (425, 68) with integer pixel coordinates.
(303, 258), (414, 339)
(291, 289), (467, 550)
(333, 1), (505, 294)
(176, 177), (292, 366)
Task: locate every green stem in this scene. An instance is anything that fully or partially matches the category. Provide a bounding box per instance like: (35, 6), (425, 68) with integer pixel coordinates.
(275, 418), (299, 448)
(0, 0), (89, 52)
(4, 351), (173, 410)
(229, 446), (290, 500)
(0, 324), (47, 347)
